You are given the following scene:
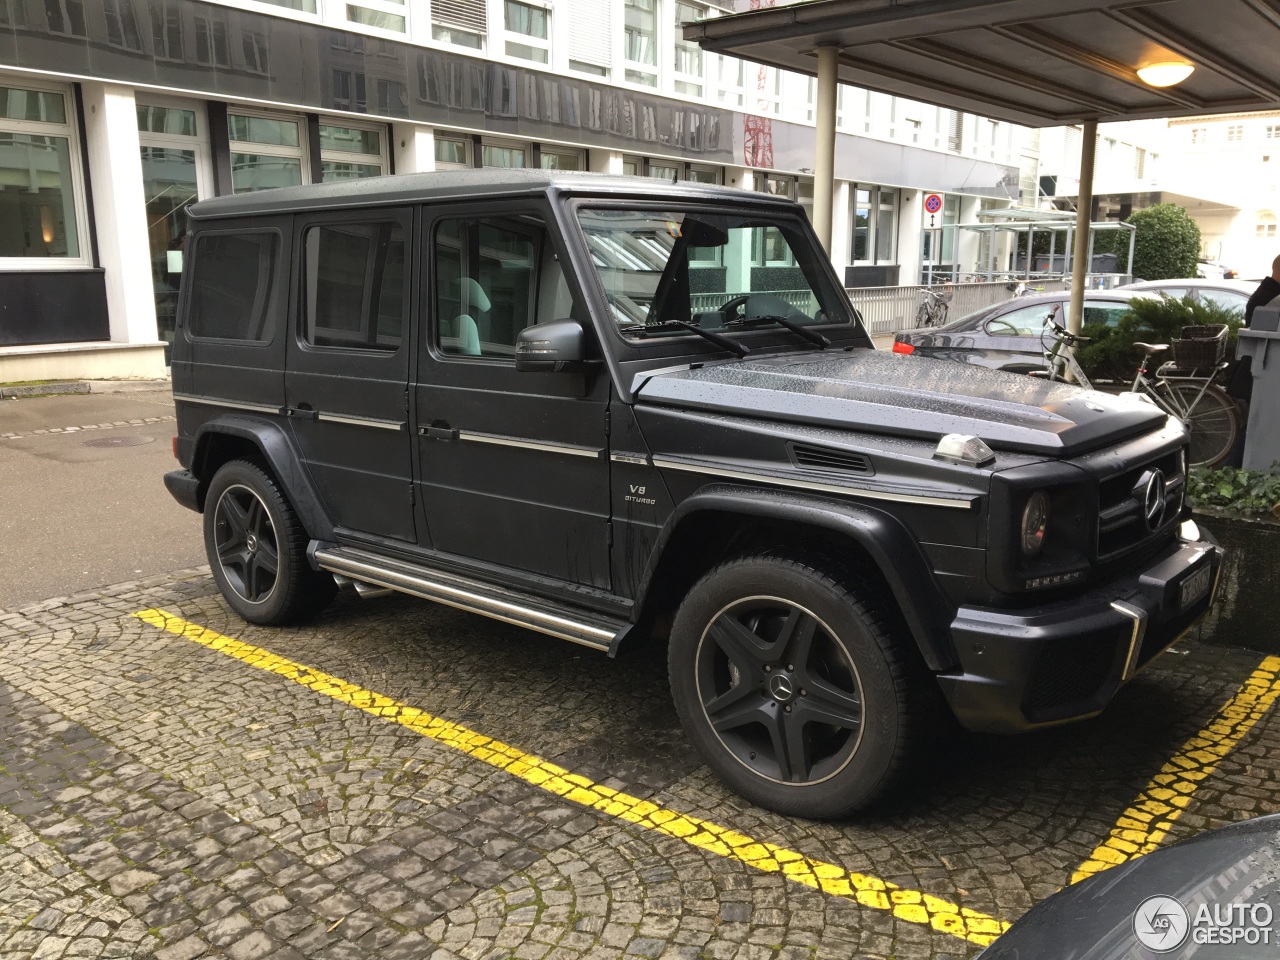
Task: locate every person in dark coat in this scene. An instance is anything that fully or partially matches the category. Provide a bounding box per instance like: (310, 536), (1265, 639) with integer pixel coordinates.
(1244, 255), (1280, 327)
(1222, 256), (1280, 464)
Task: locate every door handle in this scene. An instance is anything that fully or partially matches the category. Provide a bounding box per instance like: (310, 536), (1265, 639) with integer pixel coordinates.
(287, 403), (318, 420)
(420, 423), (459, 441)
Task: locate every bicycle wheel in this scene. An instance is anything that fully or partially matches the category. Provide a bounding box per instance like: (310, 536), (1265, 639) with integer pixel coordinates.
(915, 301), (932, 328)
(1157, 381), (1239, 467)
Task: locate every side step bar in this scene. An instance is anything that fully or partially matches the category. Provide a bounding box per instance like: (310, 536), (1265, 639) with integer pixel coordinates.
(311, 544), (625, 653)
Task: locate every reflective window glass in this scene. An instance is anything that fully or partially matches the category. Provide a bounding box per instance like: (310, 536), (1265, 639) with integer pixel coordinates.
(0, 86), (66, 123)
(319, 123), (381, 156)
(231, 154), (303, 193)
(320, 160), (383, 181)
(136, 104), (196, 136)
(0, 134), (80, 258)
(305, 221), (405, 351)
(188, 232), (279, 341)
(228, 114), (300, 147)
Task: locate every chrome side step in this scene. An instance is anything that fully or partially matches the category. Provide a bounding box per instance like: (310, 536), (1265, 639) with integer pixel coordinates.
(312, 544), (623, 653)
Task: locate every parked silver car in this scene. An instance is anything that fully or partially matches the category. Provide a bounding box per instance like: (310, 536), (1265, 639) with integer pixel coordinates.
(1120, 278), (1256, 314)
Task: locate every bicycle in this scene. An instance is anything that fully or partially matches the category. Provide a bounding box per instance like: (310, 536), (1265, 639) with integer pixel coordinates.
(1037, 307), (1239, 467)
(915, 286), (952, 328)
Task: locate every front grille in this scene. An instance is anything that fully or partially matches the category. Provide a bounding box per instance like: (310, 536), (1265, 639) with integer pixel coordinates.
(790, 443), (873, 476)
(1096, 450), (1184, 560)
(1023, 632), (1119, 720)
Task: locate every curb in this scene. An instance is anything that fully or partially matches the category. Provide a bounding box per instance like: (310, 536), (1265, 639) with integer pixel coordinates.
(1, 379), (171, 399)
(0, 382), (90, 399)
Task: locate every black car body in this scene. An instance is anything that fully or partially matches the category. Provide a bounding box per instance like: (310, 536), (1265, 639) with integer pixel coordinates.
(893, 289), (1158, 373)
(981, 815), (1280, 959)
(163, 170), (1221, 818)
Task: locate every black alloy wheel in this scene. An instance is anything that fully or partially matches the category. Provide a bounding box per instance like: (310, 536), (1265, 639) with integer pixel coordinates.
(669, 555), (926, 819)
(695, 597), (863, 786)
(203, 460), (335, 625)
(212, 482), (280, 604)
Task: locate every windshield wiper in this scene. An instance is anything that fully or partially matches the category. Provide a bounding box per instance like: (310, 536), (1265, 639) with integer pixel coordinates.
(722, 314), (831, 349)
(618, 321), (751, 358)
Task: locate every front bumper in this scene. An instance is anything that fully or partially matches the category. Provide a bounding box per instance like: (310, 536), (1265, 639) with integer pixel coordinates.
(938, 523), (1221, 733)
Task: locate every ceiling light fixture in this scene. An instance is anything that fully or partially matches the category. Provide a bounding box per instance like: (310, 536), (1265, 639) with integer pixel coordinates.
(1137, 61), (1195, 87)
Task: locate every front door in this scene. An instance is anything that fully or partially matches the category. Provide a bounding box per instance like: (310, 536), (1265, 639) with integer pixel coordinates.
(413, 203), (611, 589)
(284, 208), (417, 543)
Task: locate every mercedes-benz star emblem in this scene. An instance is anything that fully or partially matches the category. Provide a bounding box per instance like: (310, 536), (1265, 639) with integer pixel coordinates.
(768, 674), (795, 703)
(1142, 469), (1167, 531)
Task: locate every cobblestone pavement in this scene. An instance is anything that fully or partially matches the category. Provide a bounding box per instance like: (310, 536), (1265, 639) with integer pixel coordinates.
(2, 572), (1280, 959)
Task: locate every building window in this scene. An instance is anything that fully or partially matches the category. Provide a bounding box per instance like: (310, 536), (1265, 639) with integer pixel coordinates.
(947, 110), (964, 153)
(673, 1), (706, 97)
(0, 80), (87, 263)
(1227, 124), (1244, 143)
(504, 0), (549, 64)
(435, 135), (471, 168)
(621, 155), (642, 176)
(1190, 126), (1208, 145)
(346, 1), (407, 34)
(649, 161), (680, 180)
(432, 0), (486, 49)
(228, 111), (306, 193)
(1258, 212), (1277, 238)
(319, 121), (387, 181)
(716, 55), (745, 108)
(1268, 125), (1280, 139)
(481, 140), (528, 167)
(540, 148), (583, 170)
(624, 0), (658, 87)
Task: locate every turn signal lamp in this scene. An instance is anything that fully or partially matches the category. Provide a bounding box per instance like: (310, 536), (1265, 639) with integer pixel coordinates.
(933, 433), (994, 466)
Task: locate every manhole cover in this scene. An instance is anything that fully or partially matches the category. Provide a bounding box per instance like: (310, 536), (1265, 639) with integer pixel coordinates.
(82, 435), (155, 448)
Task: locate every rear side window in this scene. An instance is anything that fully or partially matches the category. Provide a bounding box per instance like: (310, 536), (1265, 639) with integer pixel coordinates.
(304, 221), (406, 351)
(187, 231), (279, 341)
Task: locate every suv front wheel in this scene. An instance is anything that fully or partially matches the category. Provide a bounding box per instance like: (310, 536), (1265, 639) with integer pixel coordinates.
(203, 459), (336, 625)
(669, 555), (924, 819)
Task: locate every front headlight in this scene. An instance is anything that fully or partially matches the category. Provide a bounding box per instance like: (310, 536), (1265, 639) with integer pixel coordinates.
(1021, 490), (1051, 558)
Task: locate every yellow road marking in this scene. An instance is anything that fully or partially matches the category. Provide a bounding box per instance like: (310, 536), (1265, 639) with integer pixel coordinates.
(133, 608), (1008, 946)
(1071, 655), (1280, 884)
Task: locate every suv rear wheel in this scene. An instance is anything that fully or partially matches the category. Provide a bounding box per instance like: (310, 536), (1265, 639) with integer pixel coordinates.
(204, 460), (335, 625)
(669, 555), (923, 819)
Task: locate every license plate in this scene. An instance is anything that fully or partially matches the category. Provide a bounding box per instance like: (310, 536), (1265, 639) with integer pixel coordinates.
(1179, 565), (1212, 610)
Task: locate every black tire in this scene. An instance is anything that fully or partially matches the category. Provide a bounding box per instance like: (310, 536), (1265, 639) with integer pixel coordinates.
(668, 555), (929, 819)
(203, 460), (336, 625)
(1157, 382), (1239, 467)
(915, 301), (932, 329)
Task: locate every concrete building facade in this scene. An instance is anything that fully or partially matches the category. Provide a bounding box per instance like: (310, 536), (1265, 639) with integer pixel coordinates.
(0, 0), (1021, 381)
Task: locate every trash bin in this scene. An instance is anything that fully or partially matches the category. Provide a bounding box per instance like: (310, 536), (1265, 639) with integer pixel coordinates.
(1237, 302), (1280, 470)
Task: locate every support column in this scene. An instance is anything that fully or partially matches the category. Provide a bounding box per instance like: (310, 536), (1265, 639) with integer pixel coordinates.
(392, 123), (436, 174)
(589, 150), (622, 175)
(80, 82), (159, 350)
(1067, 120), (1097, 335)
(813, 43), (839, 255)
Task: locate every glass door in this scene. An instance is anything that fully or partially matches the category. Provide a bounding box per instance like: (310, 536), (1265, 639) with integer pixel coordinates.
(137, 97), (212, 362)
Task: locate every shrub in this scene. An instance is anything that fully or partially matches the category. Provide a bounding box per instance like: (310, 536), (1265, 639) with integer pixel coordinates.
(1188, 465), (1280, 516)
(1075, 294), (1242, 382)
(1094, 203), (1201, 281)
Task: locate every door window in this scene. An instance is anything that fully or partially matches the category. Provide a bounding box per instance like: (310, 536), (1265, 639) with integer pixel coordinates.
(1081, 300), (1137, 328)
(303, 221), (406, 351)
(435, 214), (571, 359)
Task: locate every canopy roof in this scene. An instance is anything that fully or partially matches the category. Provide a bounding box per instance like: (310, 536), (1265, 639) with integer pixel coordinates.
(686, 0), (1280, 127)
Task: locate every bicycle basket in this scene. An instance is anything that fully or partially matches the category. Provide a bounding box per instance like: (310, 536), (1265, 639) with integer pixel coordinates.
(1171, 324), (1227, 369)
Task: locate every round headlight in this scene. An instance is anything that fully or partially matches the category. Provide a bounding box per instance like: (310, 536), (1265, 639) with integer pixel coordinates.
(1021, 491), (1050, 558)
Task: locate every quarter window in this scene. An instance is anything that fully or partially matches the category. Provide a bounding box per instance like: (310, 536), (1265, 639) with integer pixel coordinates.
(304, 221), (406, 351)
(187, 232), (279, 342)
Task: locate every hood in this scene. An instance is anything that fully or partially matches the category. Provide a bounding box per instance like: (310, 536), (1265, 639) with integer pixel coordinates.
(634, 351), (1169, 457)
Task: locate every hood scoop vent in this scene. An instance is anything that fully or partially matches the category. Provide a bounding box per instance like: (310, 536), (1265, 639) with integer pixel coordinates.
(790, 443), (873, 476)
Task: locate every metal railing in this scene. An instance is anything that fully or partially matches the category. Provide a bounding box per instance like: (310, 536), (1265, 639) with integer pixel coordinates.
(847, 275), (1133, 336)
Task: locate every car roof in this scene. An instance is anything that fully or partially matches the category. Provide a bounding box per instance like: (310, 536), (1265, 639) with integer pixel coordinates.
(1122, 278), (1257, 293)
(187, 169), (797, 220)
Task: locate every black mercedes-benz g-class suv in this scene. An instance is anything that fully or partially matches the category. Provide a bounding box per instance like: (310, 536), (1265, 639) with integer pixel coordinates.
(164, 170), (1220, 819)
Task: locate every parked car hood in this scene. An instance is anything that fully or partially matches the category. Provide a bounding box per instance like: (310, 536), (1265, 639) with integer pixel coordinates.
(635, 350), (1168, 457)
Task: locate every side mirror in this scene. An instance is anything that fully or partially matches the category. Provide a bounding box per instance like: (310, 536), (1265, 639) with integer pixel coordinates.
(515, 319), (587, 372)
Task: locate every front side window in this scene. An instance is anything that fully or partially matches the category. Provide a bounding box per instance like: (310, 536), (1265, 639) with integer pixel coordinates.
(435, 214), (571, 358)
(304, 221), (405, 351)
(577, 207), (852, 342)
(0, 82), (83, 261)
(187, 232), (279, 341)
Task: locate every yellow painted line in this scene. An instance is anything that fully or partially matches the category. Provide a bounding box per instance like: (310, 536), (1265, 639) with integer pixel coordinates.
(133, 608), (1008, 946)
(1071, 655), (1280, 884)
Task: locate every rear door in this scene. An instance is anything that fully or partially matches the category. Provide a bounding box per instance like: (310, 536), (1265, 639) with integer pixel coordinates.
(413, 201), (612, 588)
(284, 208), (417, 544)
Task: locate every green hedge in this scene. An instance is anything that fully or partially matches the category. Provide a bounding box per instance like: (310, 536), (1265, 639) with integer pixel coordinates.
(1188, 465), (1280, 516)
(1075, 295), (1242, 382)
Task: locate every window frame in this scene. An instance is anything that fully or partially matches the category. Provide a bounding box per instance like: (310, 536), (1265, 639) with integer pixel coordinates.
(227, 107), (309, 194)
(502, 0), (552, 64)
(317, 117), (389, 182)
(0, 75), (92, 270)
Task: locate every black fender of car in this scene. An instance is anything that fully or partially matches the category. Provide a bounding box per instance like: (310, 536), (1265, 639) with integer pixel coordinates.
(632, 485), (960, 672)
(183, 414), (335, 542)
